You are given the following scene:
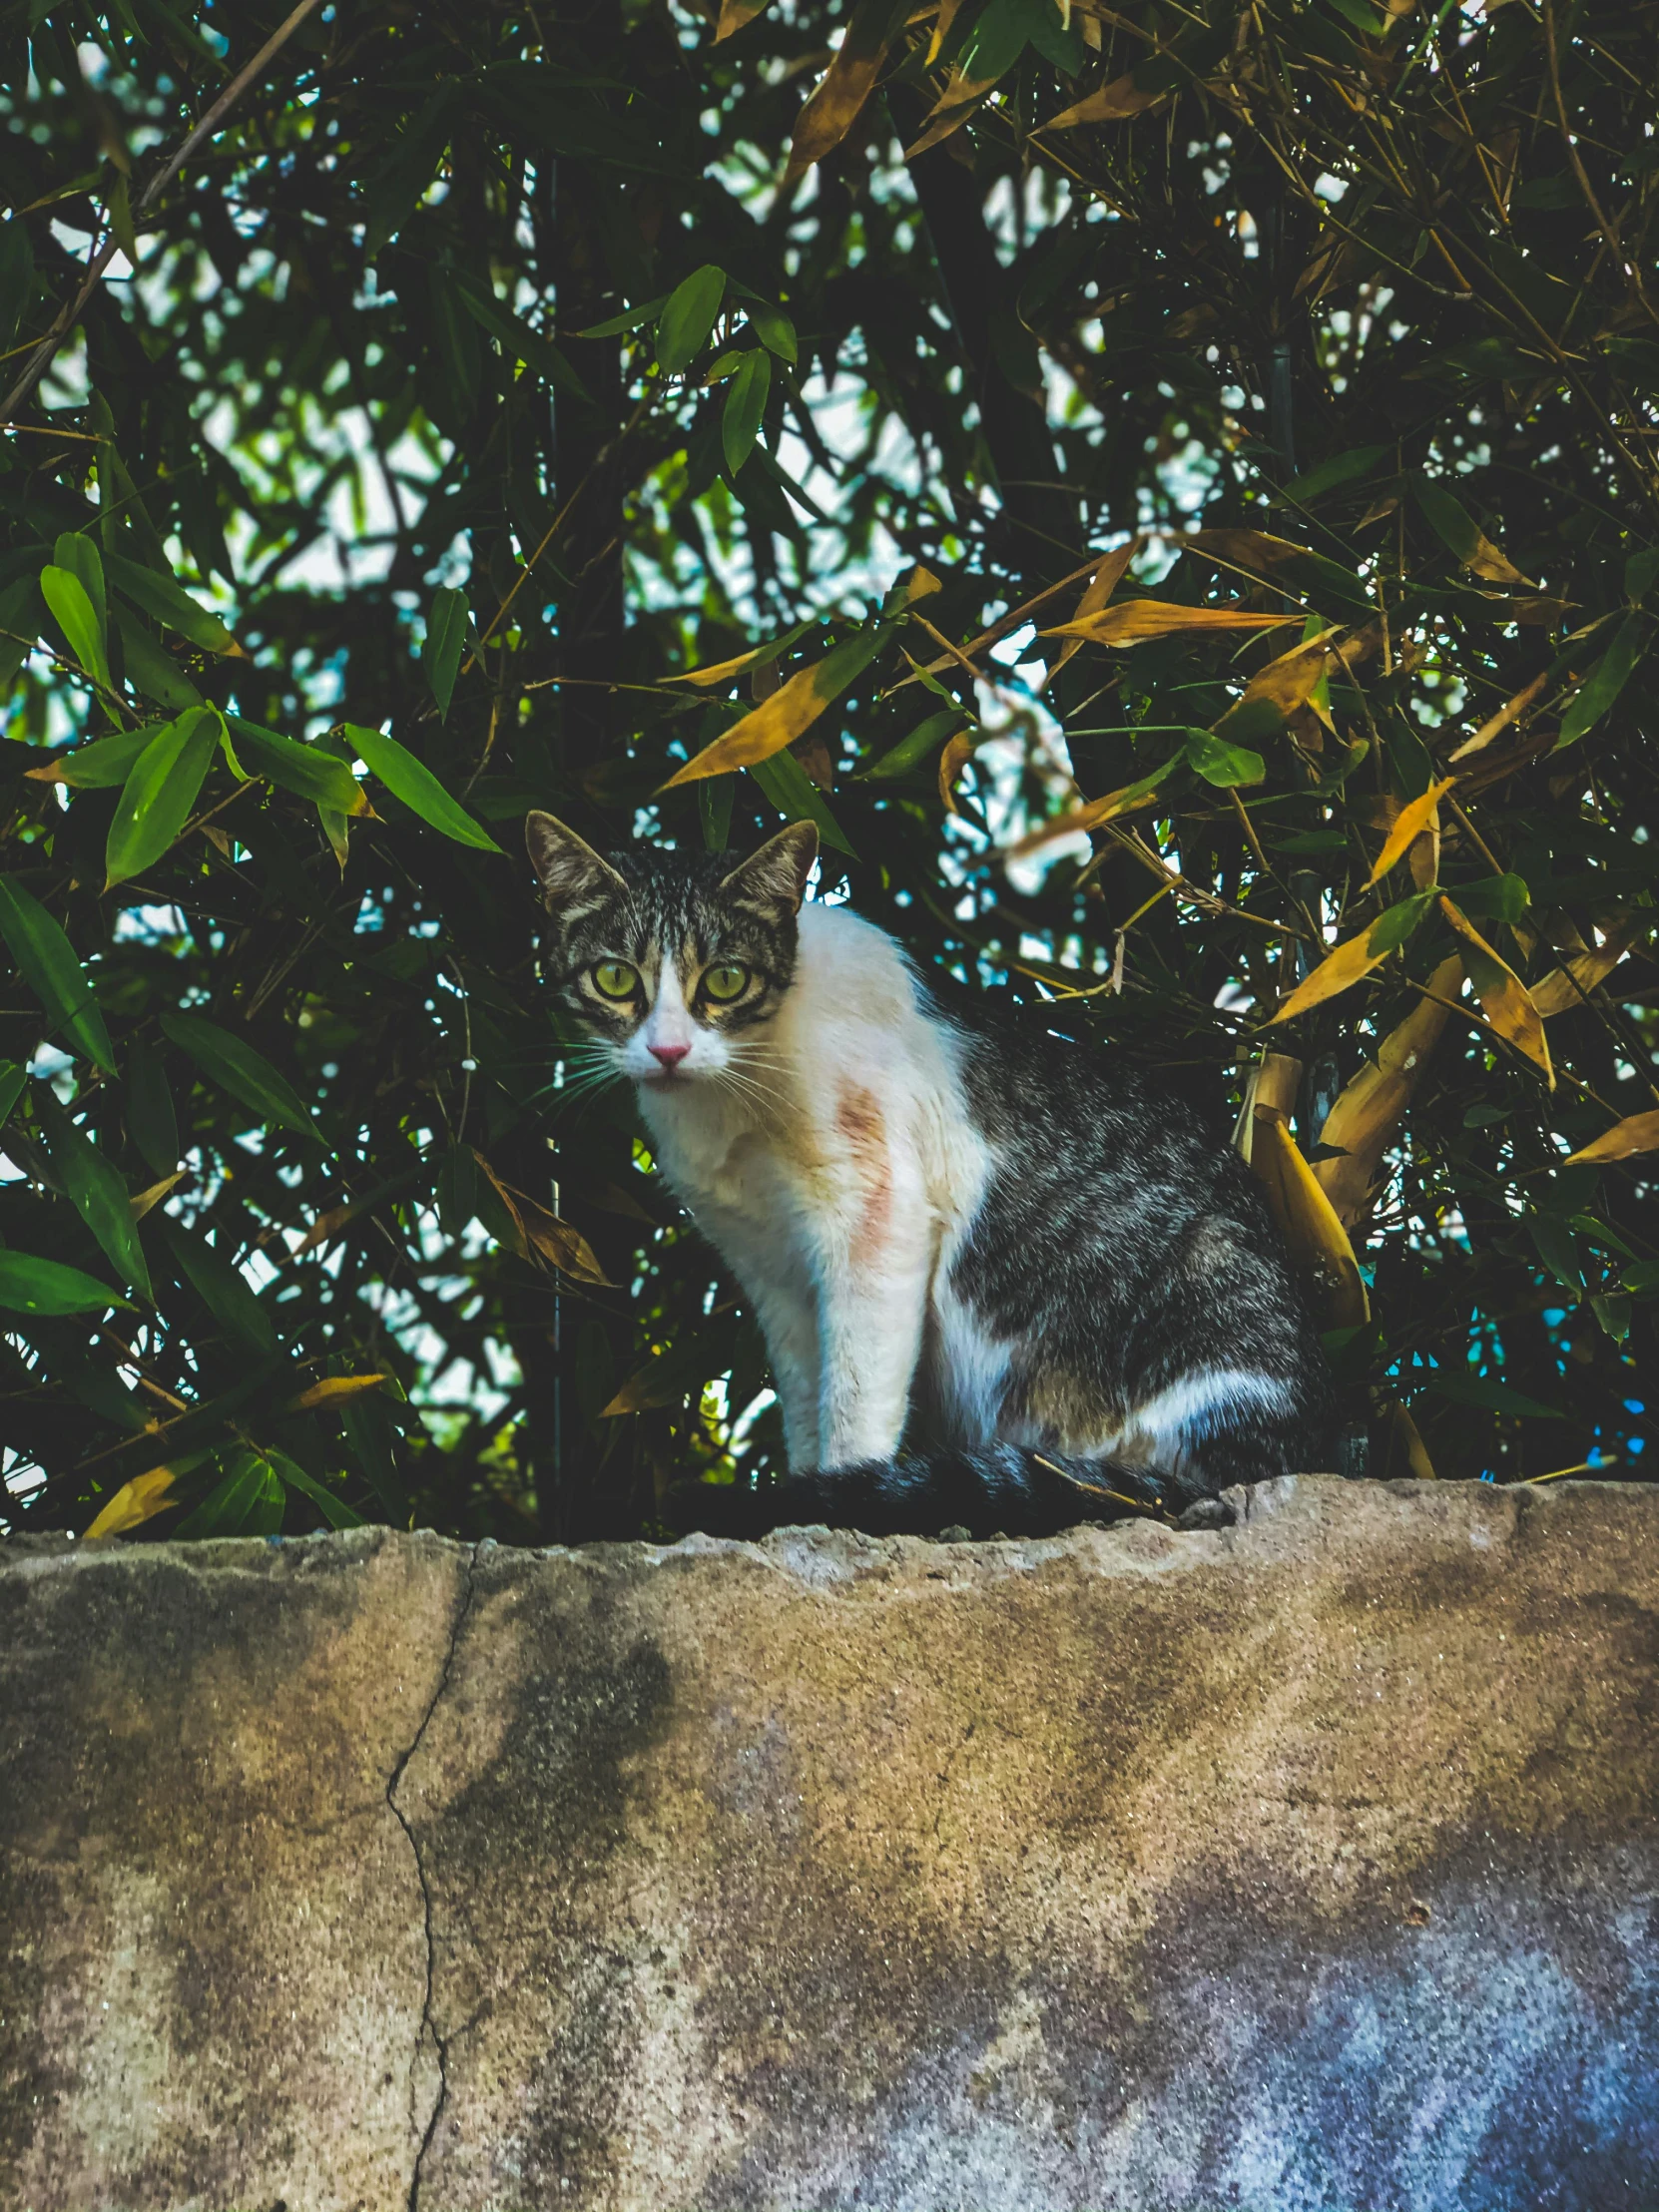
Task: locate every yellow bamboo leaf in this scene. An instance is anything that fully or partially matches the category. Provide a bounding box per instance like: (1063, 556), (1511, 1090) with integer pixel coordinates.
(1566, 1110), (1659, 1165)
(937, 731), (973, 815)
(1003, 765), (1168, 857)
(1248, 1109), (1370, 1329)
(284, 1374), (386, 1412)
(662, 609), (899, 787)
(1438, 895), (1553, 1087)
(1447, 671), (1548, 763)
(1464, 528), (1529, 587)
(85, 1465), (180, 1540)
(1366, 777), (1456, 886)
(1313, 956), (1462, 1226)
(130, 1169), (184, 1222)
(1042, 599), (1298, 648)
(1268, 925), (1390, 1024)
(1037, 70), (1170, 131)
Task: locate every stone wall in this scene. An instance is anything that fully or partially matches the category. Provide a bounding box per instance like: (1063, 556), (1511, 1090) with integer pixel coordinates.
(2, 1474), (1656, 2211)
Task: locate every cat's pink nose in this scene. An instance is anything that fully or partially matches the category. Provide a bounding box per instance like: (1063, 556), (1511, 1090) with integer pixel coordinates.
(649, 1043), (690, 1069)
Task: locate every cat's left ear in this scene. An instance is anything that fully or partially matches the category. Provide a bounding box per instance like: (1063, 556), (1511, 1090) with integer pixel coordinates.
(721, 821), (819, 915)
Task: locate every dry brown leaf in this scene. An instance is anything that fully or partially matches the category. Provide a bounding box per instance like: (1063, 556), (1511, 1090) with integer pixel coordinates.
(1313, 956), (1461, 1225)
(926, 0), (968, 62)
(1248, 1108), (1371, 1329)
(513, 1194), (611, 1286)
(1037, 70), (1169, 131)
(1447, 671), (1548, 763)
(937, 731), (973, 815)
(1463, 527), (1530, 587)
(1382, 1398), (1436, 1480)
(1187, 526), (1317, 573)
(1438, 896), (1553, 1087)
(786, 6), (904, 181)
(84, 1465), (180, 1540)
(129, 1169), (184, 1222)
(1050, 538), (1143, 675)
(1565, 1110), (1659, 1165)
(1268, 925), (1390, 1024)
(293, 1200), (362, 1256)
(1042, 600), (1298, 648)
(1220, 627), (1343, 728)
(1531, 915), (1645, 1016)
(714, 0), (770, 37)
(1366, 777), (1456, 886)
(284, 1374), (386, 1412)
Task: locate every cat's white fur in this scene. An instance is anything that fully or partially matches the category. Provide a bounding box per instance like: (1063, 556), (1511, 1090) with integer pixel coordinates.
(629, 898), (1292, 1473)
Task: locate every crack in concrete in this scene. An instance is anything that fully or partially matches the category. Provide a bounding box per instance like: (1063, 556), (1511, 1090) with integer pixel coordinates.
(386, 1541), (480, 2212)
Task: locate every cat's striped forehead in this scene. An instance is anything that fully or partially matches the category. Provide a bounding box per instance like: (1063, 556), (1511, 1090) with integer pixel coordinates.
(548, 848), (794, 970)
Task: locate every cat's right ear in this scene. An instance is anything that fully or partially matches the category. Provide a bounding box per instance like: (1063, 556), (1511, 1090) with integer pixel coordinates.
(524, 811), (626, 914)
(721, 821), (819, 915)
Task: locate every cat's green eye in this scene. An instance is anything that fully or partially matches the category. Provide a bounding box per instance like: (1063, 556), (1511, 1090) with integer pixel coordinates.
(591, 960), (639, 1000)
(703, 962), (749, 1003)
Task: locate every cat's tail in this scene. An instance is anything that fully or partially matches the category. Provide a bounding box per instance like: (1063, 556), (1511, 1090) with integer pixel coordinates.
(668, 1443), (1234, 1542)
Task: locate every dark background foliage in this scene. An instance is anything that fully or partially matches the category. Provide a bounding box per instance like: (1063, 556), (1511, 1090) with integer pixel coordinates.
(0, 0), (1653, 1545)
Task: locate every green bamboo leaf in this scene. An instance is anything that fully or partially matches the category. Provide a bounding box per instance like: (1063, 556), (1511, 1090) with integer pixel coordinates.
(0, 1058), (25, 1127)
(0, 576), (41, 691)
(1555, 613), (1645, 750)
(722, 349), (772, 475)
(38, 1094), (153, 1301)
(161, 1218), (281, 1354)
(106, 551), (237, 654)
(52, 532), (106, 628)
(268, 1449), (364, 1530)
(1419, 1371), (1565, 1419)
(125, 1039), (180, 1177)
(174, 1447), (284, 1539)
(0, 213), (35, 346)
(745, 300), (798, 364)
(0, 1250), (130, 1315)
(112, 608), (205, 711)
(340, 723), (503, 851)
(747, 747), (856, 856)
(452, 279), (590, 400)
(227, 718), (368, 814)
(1185, 728), (1266, 788)
(28, 724), (164, 788)
(105, 707), (221, 887)
(160, 1010), (326, 1145)
(657, 264), (727, 375)
(860, 710), (963, 779)
(1277, 443), (1391, 507)
(0, 874), (116, 1071)
(41, 565), (111, 691)
(421, 588), (470, 722)
(362, 81), (462, 258)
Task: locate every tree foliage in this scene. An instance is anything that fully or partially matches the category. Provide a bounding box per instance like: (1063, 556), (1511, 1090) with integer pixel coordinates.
(1, 0), (1653, 1544)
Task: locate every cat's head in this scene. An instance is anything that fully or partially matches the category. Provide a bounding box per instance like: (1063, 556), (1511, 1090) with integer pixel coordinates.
(525, 811), (818, 1088)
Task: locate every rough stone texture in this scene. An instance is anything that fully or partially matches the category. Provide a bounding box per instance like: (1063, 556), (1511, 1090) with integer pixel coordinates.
(2, 1477), (1656, 2212)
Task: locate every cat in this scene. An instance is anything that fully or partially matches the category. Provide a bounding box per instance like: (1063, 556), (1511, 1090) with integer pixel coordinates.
(526, 809), (1334, 1538)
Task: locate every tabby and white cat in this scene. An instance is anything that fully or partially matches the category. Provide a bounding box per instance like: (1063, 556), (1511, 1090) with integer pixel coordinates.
(527, 811), (1333, 1535)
